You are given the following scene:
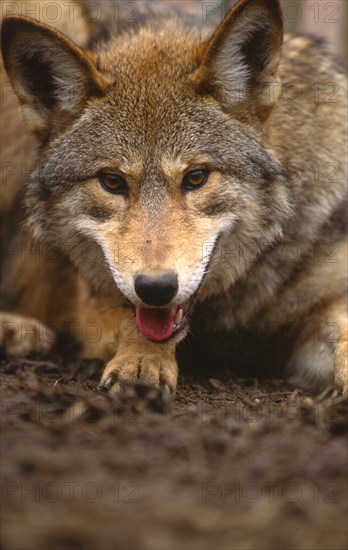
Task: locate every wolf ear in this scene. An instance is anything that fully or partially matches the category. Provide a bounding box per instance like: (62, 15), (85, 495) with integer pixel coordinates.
(194, 0), (283, 117)
(1, 16), (107, 138)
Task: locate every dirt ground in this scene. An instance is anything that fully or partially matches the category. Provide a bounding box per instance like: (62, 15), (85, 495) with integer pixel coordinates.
(1, 350), (347, 550)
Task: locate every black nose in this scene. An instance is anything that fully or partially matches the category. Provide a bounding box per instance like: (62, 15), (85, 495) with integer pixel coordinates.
(134, 272), (178, 306)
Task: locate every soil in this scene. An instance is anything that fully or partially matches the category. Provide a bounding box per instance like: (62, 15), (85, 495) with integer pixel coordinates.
(1, 352), (347, 550)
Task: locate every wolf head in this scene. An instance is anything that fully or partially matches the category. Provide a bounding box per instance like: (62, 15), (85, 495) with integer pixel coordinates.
(1, 0), (291, 343)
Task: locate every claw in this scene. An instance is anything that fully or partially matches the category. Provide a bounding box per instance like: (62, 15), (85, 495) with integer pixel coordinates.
(98, 374), (117, 392)
(161, 383), (173, 395)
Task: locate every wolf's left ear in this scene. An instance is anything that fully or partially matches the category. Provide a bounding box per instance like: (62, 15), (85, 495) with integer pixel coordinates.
(194, 0), (283, 117)
(1, 16), (108, 139)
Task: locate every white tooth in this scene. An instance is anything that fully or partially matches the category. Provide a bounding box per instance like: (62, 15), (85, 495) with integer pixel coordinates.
(175, 308), (183, 325)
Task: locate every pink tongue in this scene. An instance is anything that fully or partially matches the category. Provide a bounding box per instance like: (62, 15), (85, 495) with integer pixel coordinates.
(136, 306), (178, 342)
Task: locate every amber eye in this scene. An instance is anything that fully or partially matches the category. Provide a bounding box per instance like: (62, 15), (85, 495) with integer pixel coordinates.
(183, 169), (209, 191)
(99, 172), (128, 195)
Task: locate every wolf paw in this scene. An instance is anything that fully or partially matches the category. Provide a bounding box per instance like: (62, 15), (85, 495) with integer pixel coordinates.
(334, 338), (348, 395)
(99, 349), (178, 393)
(0, 312), (56, 358)
(286, 340), (335, 392)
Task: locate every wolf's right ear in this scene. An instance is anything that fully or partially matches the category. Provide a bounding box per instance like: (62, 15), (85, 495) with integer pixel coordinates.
(1, 16), (108, 139)
(194, 0), (283, 118)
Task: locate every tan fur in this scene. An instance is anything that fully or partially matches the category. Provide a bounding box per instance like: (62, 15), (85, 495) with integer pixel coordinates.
(1, 0), (347, 393)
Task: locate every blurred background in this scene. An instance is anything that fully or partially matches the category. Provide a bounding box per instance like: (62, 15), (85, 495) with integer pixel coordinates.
(281, 0), (346, 63)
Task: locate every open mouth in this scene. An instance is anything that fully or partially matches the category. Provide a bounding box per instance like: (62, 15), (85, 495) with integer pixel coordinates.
(135, 303), (189, 343)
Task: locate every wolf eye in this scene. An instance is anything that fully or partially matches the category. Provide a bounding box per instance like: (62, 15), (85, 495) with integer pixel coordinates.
(99, 172), (128, 195)
(183, 169), (209, 191)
